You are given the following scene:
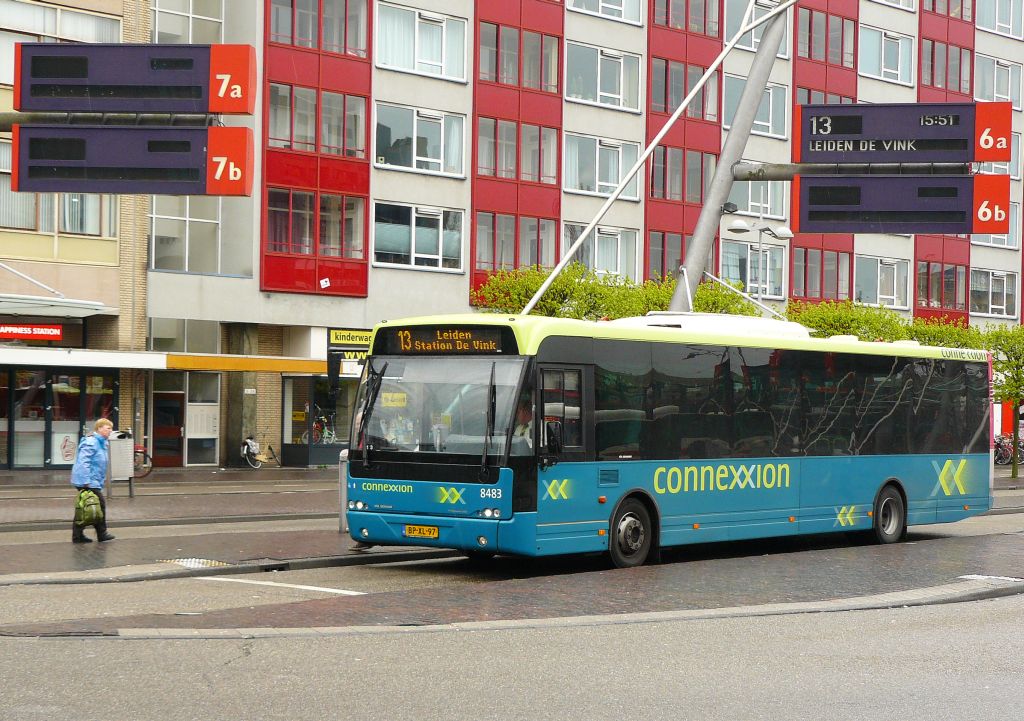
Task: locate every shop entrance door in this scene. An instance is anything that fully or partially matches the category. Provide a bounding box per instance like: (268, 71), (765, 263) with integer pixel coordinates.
(153, 392), (184, 467)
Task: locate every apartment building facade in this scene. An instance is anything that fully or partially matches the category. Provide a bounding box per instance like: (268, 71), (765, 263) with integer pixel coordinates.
(1, 0), (1021, 468)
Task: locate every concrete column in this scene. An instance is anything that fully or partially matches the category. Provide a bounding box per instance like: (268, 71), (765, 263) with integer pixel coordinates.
(225, 323), (259, 466)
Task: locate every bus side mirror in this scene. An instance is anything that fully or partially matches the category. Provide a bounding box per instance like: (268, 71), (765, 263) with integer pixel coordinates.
(545, 421), (563, 455)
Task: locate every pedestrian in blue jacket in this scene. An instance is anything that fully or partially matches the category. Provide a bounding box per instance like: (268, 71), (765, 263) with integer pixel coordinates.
(71, 418), (115, 543)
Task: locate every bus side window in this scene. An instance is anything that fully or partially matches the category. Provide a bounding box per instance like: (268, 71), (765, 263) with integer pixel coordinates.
(542, 369), (582, 449)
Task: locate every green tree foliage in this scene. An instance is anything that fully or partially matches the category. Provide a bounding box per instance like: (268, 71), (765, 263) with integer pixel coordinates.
(984, 325), (1024, 477)
(785, 300), (909, 341)
(471, 265), (758, 319)
(906, 316), (984, 349)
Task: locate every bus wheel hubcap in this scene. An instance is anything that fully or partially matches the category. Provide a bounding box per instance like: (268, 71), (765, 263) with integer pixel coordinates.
(617, 513), (645, 554)
(880, 498), (897, 535)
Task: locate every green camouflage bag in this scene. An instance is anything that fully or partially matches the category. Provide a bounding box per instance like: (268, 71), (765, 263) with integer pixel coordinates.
(74, 489), (103, 526)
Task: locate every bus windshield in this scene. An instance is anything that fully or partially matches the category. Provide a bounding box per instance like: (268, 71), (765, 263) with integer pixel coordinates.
(353, 356), (529, 459)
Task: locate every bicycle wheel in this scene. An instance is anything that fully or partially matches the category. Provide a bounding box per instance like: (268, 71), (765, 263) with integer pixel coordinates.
(243, 449), (262, 469)
(134, 450), (153, 478)
(312, 426), (323, 444)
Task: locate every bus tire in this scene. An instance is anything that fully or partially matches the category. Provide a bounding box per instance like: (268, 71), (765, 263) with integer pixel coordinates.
(464, 550), (496, 565)
(872, 485), (906, 544)
(610, 498), (652, 568)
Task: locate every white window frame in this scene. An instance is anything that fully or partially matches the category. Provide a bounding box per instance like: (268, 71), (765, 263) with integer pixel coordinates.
(725, 0), (790, 58)
(565, 41), (641, 112)
(563, 134), (640, 200)
(979, 133), (1022, 180)
(723, 75), (788, 138)
(372, 201), (464, 272)
(150, 196), (224, 274)
(373, 103), (464, 177)
(152, 0), (223, 43)
(868, 0), (916, 12)
(971, 202), (1020, 249)
(854, 255), (910, 309)
(563, 222), (638, 280)
(721, 239), (785, 300)
(858, 26), (914, 86)
(727, 177), (785, 219)
(566, 0), (642, 26)
(976, 0), (1024, 38)
(970, 268), (1018, 317)
(975, 54), (1023, 110)
(375, 3), (467, 82)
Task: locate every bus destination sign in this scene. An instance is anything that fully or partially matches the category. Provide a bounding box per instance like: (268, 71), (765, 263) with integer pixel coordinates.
(794, 102), (1011, 164)
(374, 326), (518, 355)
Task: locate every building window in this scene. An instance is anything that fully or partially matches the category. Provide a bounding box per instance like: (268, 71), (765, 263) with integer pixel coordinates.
(797, 9), (854, 68)
(376, 3), (466, 81)
(724, 76), (787, 138)
(149, 318), (220, 353)
(650, 147), (715, 203)
(653, 0), (720, 36)
(796, 87), (855, 105)
(567, 0), (642, 24)
(476, 214), (556, 270)
(977, 0), (1023, 38)
(651, 59), (718, 121)
(151, 196), (222, 273)
(859, 26), (914, 85)
(321, 92), (366, 157)
(373, 203), (462, 270)
(923, 0), (973, 21)
(921, 40), (972, 94)
(564, 134), (640, 199)
(725, 0), (790, 57)
(979, 132), (1022, 180)
(520, 124), (558, 184)
(722, 239), (784, 299)
(479, 23), (518, 85)
(523, 30), (559, 93)
(375, 103), (464, 176)
(267, 188), (314, 254)
(269, 0), (368, 55)
(566, 42), (641, 111)
(1, 2), (120, 84)
(564, 223), (638, 280)
(870, 0), (915, 10)
(975, 55), (1023, 109)
(1, 141), (117, 236)
(477, 118), (517, 179)
(319, 194), (365, 258)
(854, 256), (910, 309)
(153, 0), (222, 43)
(727, 177), (785, 218)
(972, 202), (1020, 248)
(917, 261), (966, 310)
(648, 231), (685, 280)
(792, 248), (850, 300)
(971, 269), (1017, 316)
(268, 83), (317, 152)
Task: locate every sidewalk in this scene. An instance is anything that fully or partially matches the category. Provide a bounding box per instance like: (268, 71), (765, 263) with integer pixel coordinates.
(0, 464), (338, 489)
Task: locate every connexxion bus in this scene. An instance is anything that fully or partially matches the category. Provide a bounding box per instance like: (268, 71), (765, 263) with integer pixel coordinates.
(344, 312), (992, 567)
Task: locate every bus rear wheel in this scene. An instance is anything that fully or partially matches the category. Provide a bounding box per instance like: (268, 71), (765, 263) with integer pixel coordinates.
(610, 498), (652, 568)
(872, 485), (906, 544)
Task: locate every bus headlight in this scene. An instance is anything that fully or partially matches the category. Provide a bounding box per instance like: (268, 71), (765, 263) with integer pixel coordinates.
(355, 500), (366, 510)
(481, 508), (500, 518)
(477, 536), (488, 547)
(347, 501), (355, 510)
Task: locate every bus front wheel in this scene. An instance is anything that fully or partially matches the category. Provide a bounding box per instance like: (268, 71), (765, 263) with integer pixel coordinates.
(610, 498), (652, 568)
(872, 485), (907, 544)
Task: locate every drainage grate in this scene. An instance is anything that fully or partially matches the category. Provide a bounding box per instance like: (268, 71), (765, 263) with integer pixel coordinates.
(158, 558), (233, 569)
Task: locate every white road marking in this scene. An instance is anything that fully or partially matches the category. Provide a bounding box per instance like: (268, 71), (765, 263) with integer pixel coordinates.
(958, 574), (1024, 583)
(197, 576), (366, 595)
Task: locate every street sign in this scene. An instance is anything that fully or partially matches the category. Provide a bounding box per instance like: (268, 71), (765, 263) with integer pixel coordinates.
(11, 125), (253, 196)
(792, 174), (1010, 234)
(794, 102), (1012, 164)
(14, 44), (256, 114)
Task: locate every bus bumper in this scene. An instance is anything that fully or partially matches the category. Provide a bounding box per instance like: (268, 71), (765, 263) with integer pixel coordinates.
(347, 511), (509, 554)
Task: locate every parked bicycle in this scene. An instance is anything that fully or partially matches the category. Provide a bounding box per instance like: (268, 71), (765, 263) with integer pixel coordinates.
(301, 405), (339, 445)
(241, 434), (281, 469)
(994, 433), (1023, 465)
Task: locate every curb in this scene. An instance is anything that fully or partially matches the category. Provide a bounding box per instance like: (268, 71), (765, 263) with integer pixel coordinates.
(0, 512), (338, 533)
(0, 548), (459, 586)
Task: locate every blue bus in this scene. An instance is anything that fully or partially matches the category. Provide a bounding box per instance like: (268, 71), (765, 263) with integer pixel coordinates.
(345, 313), (992, 567)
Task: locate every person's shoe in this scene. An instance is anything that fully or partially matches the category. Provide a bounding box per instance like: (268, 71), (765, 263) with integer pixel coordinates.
(72, 536), (93, 544)
(97, 534), (116, 542)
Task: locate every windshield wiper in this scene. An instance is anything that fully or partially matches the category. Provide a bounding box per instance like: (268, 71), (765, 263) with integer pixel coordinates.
(358, 361), (388, 469)
(480, 362), (496, 481)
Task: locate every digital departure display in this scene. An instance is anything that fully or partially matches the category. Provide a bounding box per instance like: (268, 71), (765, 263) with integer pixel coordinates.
(374, 326), (518, 355)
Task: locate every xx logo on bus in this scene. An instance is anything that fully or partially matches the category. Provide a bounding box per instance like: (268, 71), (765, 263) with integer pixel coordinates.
(935, 459), (968, 496)
(543, 479), (570, 501)
(437, 487), (465, 504)
(834, 505), (858, 527)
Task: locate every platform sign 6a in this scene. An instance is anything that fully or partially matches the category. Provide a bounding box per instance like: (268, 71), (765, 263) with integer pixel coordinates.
(12, 125), (253, 196)
(14, 43), (256, 114)
(792, 174), (1010, 234)
(794, 102), (1012, 164)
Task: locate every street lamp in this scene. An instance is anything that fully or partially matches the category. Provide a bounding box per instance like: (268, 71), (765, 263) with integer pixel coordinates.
(727, 219), (793, 301)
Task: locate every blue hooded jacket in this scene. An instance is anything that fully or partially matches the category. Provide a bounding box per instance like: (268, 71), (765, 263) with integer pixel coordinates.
(70, 433), (109, 490)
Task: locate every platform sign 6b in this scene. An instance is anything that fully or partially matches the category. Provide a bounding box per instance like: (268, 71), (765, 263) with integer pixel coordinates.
(12, 125), (253, 196)
(794, 102), (1012, 164)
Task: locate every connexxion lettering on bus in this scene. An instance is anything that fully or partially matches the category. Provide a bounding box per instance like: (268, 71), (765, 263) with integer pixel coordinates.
(344, 313), (992, 568)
